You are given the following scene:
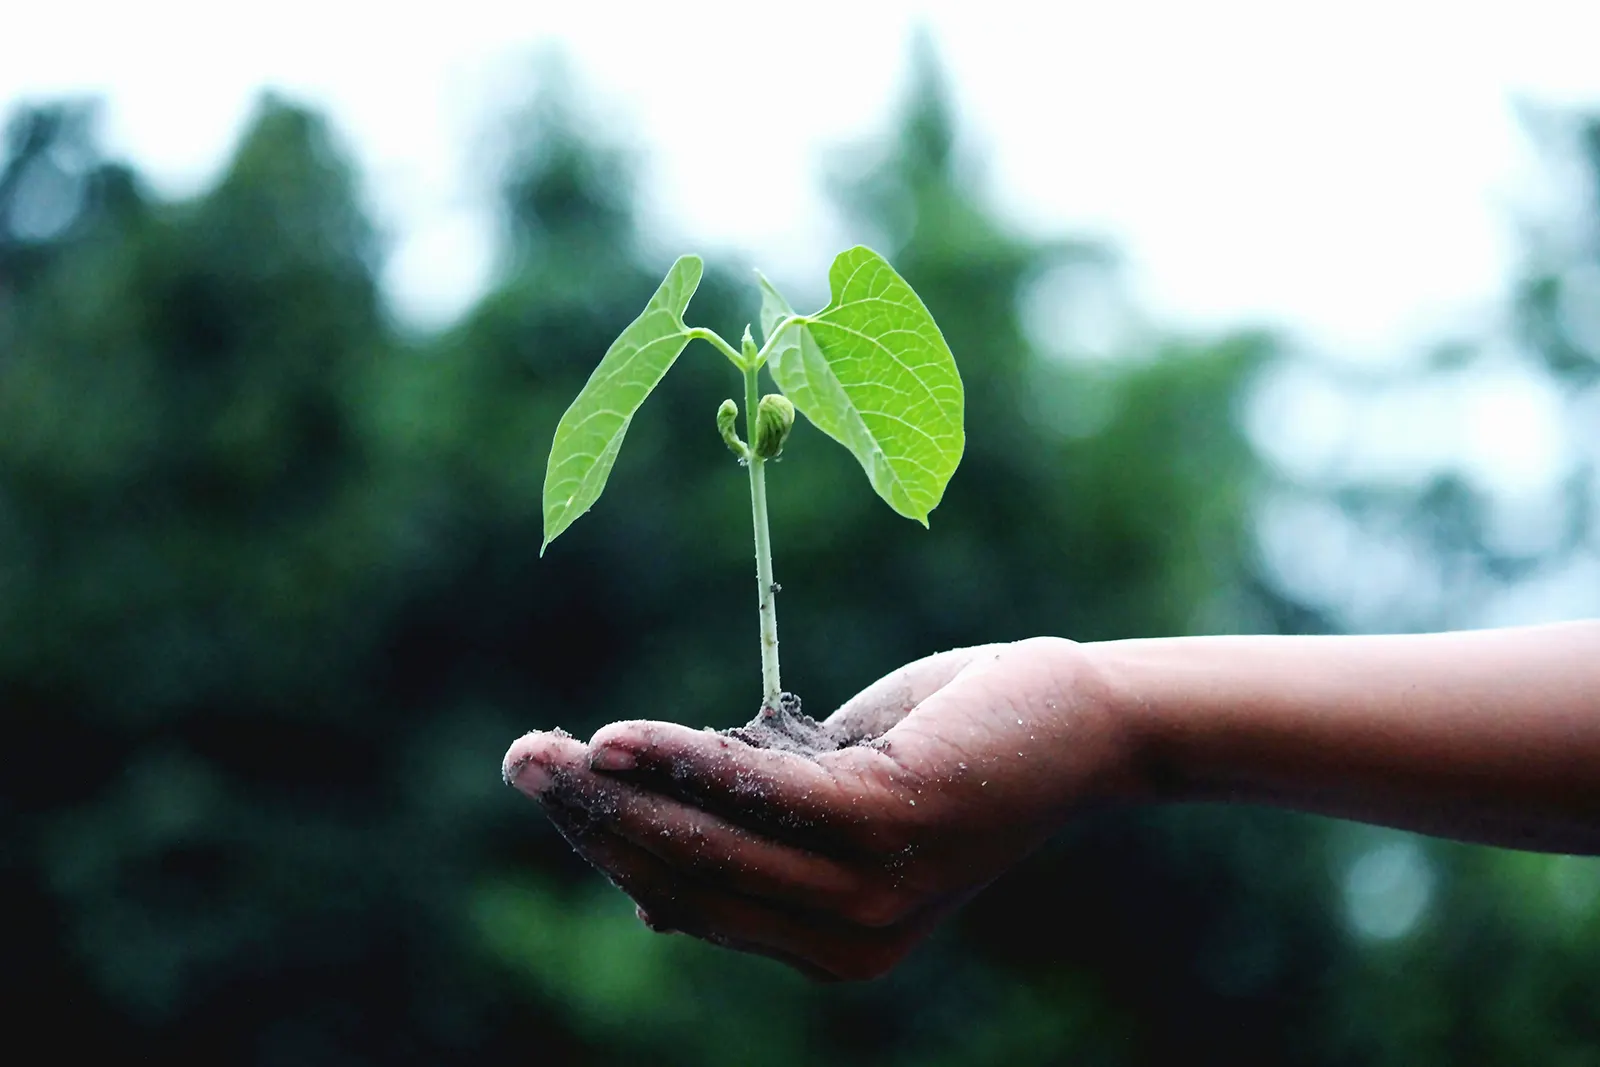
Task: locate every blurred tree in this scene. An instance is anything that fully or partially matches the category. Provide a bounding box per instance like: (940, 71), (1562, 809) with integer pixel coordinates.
(1518, 115), (1600, 388)
(0, 96), (547, 1063)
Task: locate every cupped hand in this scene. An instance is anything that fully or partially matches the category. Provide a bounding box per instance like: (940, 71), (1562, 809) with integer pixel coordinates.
(502, 637), (1138, 981)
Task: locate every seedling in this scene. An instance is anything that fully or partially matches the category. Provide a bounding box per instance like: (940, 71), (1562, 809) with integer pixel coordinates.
(541, 247), (963, 729)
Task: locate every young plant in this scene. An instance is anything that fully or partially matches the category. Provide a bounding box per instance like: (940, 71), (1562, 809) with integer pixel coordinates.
(541, 246), (963, 730)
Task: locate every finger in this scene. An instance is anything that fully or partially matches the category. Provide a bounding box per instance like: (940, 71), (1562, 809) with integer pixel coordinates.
(510, 731), (935, 977)
(548, 808), (917, 982)
(545, 752), (929, 926)
(824, 644), (1000, 744)
(502, 727), (588, 797)
(579, 648), (998, 836)
(558, 820), (842, 981)
(507, 727), (893, 917)
(586, 720), (899, 846)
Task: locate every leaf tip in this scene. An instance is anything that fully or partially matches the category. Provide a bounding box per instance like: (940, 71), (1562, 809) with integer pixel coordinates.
(837, 244), (883, 265)
(670, 253), (705, 292)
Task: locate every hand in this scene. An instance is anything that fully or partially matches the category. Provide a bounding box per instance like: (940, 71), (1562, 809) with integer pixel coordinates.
(502, 637), (1139, 981)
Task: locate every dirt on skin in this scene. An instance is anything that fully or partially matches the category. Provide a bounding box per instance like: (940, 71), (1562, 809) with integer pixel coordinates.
(515, 687), (924, 898)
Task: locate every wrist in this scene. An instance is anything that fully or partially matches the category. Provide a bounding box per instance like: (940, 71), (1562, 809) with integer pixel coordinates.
(1078, 637), (1192, 805)
(1014, 635), (1170, 809)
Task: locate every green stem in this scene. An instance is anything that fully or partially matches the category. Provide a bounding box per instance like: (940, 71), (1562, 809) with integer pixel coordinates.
(753, 314), (807, 365)
(744, 360), (782, 711)
(687, 327), (746, 370)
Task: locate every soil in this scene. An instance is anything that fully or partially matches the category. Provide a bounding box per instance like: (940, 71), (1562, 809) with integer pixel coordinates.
(721, 692), (838, 756)
(720, 688), (911, 758)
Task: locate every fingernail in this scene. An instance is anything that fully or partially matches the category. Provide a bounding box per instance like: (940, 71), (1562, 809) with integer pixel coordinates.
(590, 745), (636, 773)
(503, 753), (553, 794)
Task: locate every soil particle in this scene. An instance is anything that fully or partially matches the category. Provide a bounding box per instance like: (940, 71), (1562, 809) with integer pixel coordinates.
(722, 690), (906, 758)
(719, 682), (916, 758)
(722, 692), (840, 757)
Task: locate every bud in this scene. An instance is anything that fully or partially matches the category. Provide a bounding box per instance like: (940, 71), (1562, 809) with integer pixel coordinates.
(753, 393), (796, 459)
(741, 324), (758, 365)
(716, 399), (749, 460)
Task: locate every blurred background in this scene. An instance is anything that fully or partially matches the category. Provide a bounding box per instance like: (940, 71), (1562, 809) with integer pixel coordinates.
(4, 3), (1599, 1063)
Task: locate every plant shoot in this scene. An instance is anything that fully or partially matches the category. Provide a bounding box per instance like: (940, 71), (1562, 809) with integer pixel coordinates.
(540, 247), (964, 720)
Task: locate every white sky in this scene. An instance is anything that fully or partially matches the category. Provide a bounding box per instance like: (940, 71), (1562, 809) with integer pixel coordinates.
(5, 0), (1599, 349)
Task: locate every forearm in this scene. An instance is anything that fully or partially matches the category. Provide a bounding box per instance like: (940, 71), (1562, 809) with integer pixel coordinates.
(1090, 621), (1600, 854)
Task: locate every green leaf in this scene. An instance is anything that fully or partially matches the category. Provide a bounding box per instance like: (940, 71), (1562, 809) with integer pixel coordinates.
(541, 255), (703, 553)
(759, 247), (963, 525)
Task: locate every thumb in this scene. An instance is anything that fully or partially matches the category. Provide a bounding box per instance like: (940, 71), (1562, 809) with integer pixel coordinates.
(823, 644), (1001, 746)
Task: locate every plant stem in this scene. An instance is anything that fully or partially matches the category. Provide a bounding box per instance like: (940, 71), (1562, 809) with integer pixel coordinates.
(752, 314), (806, 365)
(686, 327), (745, 369)
(744, 360), (782, 711)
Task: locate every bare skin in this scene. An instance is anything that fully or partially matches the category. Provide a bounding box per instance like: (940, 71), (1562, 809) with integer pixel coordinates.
(503, 620), (1600, 981)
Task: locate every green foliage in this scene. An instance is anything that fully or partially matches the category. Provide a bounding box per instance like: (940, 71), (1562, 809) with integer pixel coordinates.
(543, 244), (962, 549)
(760, 247), (965, 524)
(541, 254), (703, 552)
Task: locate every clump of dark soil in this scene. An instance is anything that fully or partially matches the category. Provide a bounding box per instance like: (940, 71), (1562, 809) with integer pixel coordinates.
(721, 689), (908, 759)
(722, 692), (841, 757)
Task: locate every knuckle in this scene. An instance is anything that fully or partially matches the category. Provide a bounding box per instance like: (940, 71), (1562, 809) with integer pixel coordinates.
(589, 720), (650, 751)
